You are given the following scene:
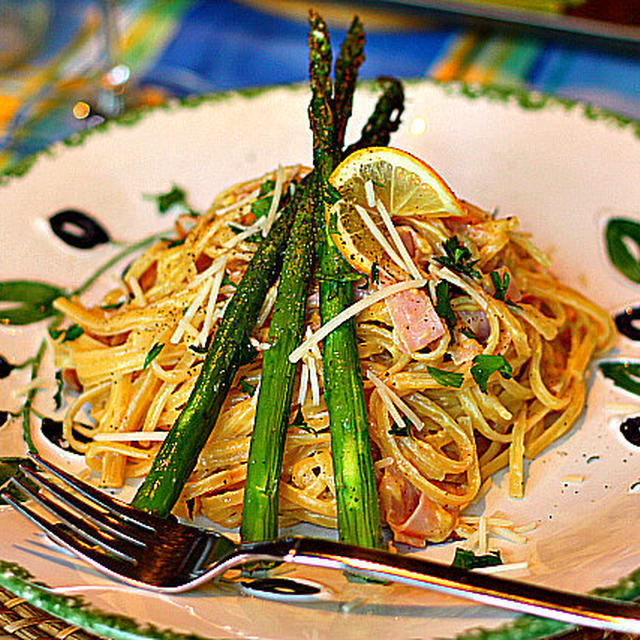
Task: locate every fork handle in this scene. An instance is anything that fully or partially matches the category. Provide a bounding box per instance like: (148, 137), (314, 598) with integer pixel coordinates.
(233, 537), (640, 634)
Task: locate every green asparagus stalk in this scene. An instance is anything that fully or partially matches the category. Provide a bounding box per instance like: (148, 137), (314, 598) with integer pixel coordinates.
(332, 16), (365, 150)
(240, 184), (314, 543)
(345, 76), (404, 155)
(131, 190), (299, 517)
(309, 10), (383, 550)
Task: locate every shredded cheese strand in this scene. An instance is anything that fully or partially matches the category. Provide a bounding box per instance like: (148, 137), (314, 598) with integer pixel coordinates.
(375, 197), (423, 280)
(353, 201), (407, 275)
(367, 370), (423, 431)
(289, 278), (427, 363)
(263, 164), (285, 237)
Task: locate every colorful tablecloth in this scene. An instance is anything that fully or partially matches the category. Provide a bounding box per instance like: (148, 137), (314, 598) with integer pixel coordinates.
(1, 0), (639, 172)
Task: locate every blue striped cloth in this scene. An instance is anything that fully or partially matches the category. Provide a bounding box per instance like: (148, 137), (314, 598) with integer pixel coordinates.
(1, 0), (639, 171)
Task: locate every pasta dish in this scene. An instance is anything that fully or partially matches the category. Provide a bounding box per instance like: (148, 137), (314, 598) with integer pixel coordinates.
(50, 152), (615, 548)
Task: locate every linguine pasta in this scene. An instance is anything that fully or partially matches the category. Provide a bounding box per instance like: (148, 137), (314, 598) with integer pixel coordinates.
(50, 164), (615, 547)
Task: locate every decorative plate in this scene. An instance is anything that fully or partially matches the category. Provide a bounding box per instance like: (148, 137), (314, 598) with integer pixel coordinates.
(1, 80), (640, 640)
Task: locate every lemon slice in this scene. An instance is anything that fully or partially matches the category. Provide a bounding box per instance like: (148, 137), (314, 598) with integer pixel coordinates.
(327, 147), (465, 280)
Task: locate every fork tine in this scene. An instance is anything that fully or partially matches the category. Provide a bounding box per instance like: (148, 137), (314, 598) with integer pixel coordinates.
(18, 464), (148, 547)
(27, 452), (157, 531)
(7, 476), (139, 564)
(0, 489), (137, 578)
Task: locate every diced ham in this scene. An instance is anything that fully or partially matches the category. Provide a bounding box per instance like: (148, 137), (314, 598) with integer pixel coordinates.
(379, 465), (457, 546)
(378, 270), (444, 353)
(385, 287), (445, 353)
(61, 368), (83, 392)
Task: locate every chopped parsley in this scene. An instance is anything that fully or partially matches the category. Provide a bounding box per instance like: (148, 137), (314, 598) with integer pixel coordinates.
(100, 301), (124, 310)
(259, 179), (276, 196)
(427, 366), (464, 389)
(371, 262), (380, 285)
(434, 280), (457, 335)
(389, 416), (411, 437)
(490, 270), (520, 307)
(471, 355), (512, 393)
(146, 185), (197, 215)
(143, 343), (164, 370)
(49, 324), (84, 343)
(452, 548), (502, 570)
(250, 196), (273, 219)
(53, 370), (64, 410)
(434, 236), (481, 280)
(239, 377), (256, 397)
(290, 407), (318, 435)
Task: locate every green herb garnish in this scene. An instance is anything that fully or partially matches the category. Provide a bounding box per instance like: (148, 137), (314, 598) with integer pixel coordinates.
(143, 343), (164, 370)
(49, 324), (83, 343)
(146, 185), (195, 215)
(239, 377), (256, 396)
(435, 236), (481, 279)
(490, 270), (520, 307)
(53, 371), (63, 410)
(471, 354), (512, 393)
(371, 262), (380, 285)
(100, 301), (124, 310)
(0, 281), (65, 325)
(250, 196), (273, 219)
(490, 270), (509, 301)
(427, 366), (464, 388)
(260, 179), (276, 196)
(434, 280), (457, 334)
(389, 417), (411, 437)
(452, 548), (502, 570)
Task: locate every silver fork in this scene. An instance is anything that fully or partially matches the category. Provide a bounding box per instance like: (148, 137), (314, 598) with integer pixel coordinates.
(3, 452), (640, 635)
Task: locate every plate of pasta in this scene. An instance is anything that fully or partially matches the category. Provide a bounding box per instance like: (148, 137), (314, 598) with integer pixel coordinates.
(1, 51), (640, 640)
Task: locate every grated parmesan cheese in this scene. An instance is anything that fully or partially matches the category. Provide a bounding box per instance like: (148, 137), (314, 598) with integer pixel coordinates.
(297, 360), (310, 405)
(93, 432), (168, 442)
(353, 202), (407, 275)
(223, 215), (267, 249)
(196, 257), (227, 347)
(364, 180), (377, 208)
(367, 370), (423, 431)
(289, 278), (427, 363)
(375, 197), (422, 280)
(474, 562), (529, 575)
(214, 187), (260, 217)
(170, 278), (213, 345)
(263, 164), (285, 237)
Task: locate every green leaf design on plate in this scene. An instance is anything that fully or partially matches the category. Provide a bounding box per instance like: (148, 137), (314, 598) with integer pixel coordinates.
(0, 280), (64, 325)
(605, 218), (640, 284)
